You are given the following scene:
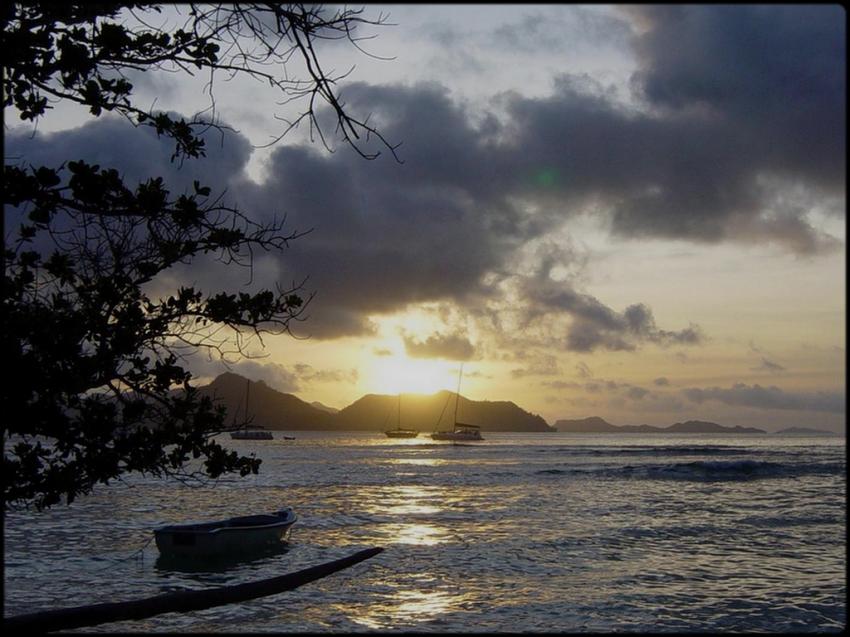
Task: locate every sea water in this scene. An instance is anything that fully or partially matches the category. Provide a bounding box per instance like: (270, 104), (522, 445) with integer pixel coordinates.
(4, 432), (846, 632)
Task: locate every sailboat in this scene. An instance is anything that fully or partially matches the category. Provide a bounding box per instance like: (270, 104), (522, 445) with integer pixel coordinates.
(430, 364), (484, 441)
(230, 377), (274, 440)
(384, 392), (419, 438)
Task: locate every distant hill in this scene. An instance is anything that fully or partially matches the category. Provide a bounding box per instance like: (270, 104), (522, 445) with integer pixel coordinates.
(554, 416), (621, 433)
(555, 417), (766, 434)
(775, 426), (839, 436)
(666, 420), (765, 434)
(199, 373), (335, 430)
(198, 373), (554, 432)
(335, 391), (553, 432)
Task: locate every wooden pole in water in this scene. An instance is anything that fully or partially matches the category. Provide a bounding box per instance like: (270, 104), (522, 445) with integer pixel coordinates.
(4, 547), (384, 633)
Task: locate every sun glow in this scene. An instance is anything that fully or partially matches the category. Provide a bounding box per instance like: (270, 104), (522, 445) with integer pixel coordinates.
(370, 354), (455, 396)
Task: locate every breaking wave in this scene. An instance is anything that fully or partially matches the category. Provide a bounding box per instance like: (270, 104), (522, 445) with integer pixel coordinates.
(635, 459), (843, 481)
(536, 459), (844, 481)
(534, 445), (766, 457)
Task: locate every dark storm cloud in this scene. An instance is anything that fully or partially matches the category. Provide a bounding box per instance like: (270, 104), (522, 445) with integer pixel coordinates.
(5, 114), (252, 194)
(620, 4), (844, 247)
(8, 96), (707, 352)
(8, 5), (841, 349)
(499, 74), (841, 253)
(628, 5), (845, 190)
(228, 82), (532, 338)
(402, 331), (476, 361)
(683, 383), (845, 413)
(4, 115), (260, 297)
(522, 266), (704, 352)
(489, 4), (844, 253)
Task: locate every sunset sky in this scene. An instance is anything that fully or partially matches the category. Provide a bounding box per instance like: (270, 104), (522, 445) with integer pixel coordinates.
(7, 5), (846, 432)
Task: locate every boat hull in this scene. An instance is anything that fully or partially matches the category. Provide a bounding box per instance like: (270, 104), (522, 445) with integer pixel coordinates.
(154, 508), (297, 558)
(431, 422), (483, 441)
(430, 432), (483, 441)
(384, 430), (419, 438)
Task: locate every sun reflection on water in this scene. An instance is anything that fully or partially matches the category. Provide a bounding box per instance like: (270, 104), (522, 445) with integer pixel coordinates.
(364, 485), (442, 510)
(342, 571), (469, 630)
(375, 436), (433, 446)
(389, 502), (441, 515)
(334, 483), (464, 628)
(350, 588), (459, 629)
(389, 522), (448, 545)
(361, 485), (453, 545)
(388, 458), (448, 466)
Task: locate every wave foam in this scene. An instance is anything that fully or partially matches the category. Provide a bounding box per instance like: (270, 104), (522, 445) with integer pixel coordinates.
(535, 460), (844, 481)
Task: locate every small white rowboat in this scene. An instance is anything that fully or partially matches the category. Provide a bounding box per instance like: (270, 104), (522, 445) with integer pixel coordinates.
(154, 507), (297, 558)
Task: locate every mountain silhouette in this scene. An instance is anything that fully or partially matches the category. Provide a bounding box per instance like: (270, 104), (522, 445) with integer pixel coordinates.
(198, 373), (553, 432)
(199, 373), (335, 430)
(774, 426), (838, 435)
(555, 416), (766, 434)
(335, 390), (553, 432)
(200, 374), (781, 434)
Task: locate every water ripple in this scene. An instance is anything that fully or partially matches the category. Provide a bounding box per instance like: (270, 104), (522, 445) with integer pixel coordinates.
(4, 432), (845, 632)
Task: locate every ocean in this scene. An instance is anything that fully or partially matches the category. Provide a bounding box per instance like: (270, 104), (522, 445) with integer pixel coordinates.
(4, 432), (846, 632)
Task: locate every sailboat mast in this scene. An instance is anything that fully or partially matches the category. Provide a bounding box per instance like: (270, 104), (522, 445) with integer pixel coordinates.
(453, 363), (464, 425)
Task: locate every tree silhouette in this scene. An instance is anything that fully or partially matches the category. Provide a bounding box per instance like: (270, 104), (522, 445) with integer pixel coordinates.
(2, 3), (399, 510)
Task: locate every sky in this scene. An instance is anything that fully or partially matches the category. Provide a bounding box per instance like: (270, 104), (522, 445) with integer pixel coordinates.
(6, 4), (846, 432)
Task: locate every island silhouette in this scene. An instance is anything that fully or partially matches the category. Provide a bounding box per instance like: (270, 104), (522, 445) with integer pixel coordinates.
(195, 373), (834, 435)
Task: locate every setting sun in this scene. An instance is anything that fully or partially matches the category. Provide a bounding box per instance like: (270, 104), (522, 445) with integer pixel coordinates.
(369, 354), (455, 396)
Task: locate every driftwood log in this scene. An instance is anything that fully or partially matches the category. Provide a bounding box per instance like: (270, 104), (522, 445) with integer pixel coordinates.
(4, 546), (384, 633)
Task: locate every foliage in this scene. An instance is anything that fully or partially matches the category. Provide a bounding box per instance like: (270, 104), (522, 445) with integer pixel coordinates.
(2, 3), (397, 510)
